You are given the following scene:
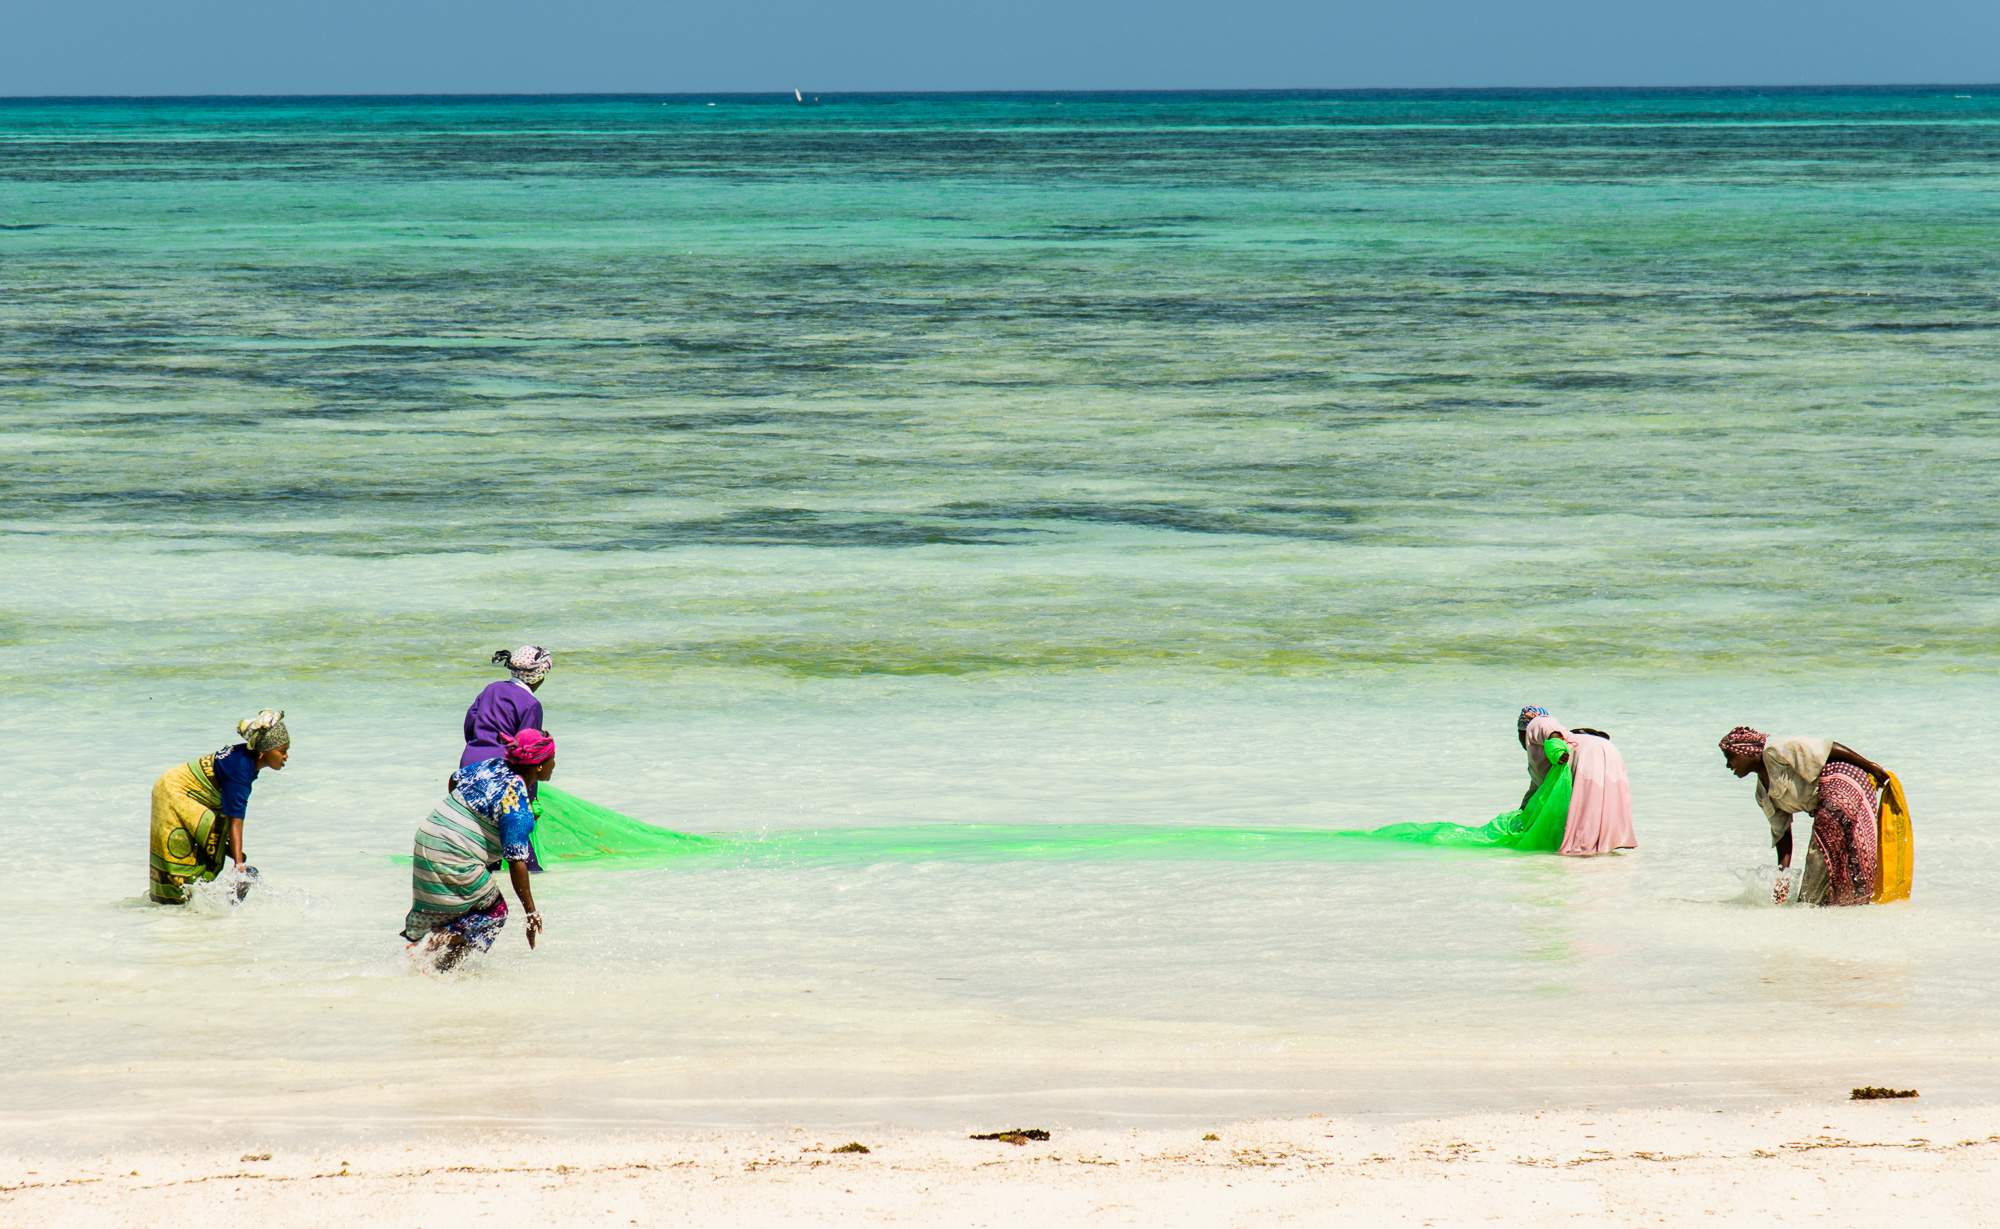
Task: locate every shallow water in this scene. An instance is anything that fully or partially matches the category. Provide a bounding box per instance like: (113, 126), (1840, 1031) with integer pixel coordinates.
(4, 88), (2000, 1139)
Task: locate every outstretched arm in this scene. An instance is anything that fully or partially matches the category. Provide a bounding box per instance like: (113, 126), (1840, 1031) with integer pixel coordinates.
(227, 815), (245, 868)
(507, 860), (543, 950)
(1775, 826), (1794, 870)
(1827, 743), (1887, 784)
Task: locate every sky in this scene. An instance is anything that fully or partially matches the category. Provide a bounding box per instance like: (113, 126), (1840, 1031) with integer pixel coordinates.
(4, 0), (1997, 96)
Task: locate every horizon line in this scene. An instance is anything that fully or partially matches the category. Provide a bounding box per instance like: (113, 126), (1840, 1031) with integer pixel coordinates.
(4, 82), (2000, 103)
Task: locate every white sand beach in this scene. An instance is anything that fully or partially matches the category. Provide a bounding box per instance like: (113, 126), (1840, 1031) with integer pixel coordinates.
(7, 1101), (1995, 1227)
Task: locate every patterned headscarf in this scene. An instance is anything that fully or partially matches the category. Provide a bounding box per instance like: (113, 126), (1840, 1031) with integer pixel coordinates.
(238, 709), (289, 752)
(1517, 705), (1550, 733)
(502, 727), (556, 766)
(1719, 726), (1767, 759)
(492, 644), (553, 686)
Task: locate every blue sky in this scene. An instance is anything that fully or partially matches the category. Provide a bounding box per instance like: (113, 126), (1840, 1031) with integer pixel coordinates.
(6, 0), (1997, 96)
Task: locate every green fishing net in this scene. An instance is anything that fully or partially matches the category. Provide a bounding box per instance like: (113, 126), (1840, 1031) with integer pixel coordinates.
(1367, 736), (1573, 850)
(526, 743), (1574, 869)
(530, 786), (720, 861)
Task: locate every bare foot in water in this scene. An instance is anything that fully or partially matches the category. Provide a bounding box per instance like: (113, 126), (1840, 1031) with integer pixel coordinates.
(408, 932), (469, 976)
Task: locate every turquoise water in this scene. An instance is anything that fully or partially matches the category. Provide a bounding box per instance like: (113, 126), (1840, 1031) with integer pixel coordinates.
(5, 89), (2000, 1137)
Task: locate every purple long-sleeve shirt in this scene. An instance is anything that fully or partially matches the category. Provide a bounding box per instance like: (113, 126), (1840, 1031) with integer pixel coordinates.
(462, 678), (543, 771)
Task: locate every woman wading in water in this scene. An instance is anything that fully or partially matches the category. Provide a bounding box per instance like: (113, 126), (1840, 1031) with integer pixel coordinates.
(1719, 726), (1890, 906)
(147, 710), (291, 903)
(404, 728), (554, 972)
(1372, 706), (1633, 852)
(1517, 706), (1636, 855)
(464, 645), (552, 791)
(461, 644), (553, 870)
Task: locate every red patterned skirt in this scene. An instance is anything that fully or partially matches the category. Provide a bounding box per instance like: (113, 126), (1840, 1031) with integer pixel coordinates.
(1813, 761), (1880, 907)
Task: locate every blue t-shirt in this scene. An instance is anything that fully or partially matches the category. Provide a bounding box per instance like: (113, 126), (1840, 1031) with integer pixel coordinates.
(210, 742), (260, 818)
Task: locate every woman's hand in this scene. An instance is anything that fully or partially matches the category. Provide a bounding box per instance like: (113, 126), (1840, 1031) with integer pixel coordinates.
(507, 859), (541, 950)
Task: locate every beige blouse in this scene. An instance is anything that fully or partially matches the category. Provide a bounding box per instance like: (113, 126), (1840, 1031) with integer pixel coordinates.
(1756, 736), (1832, 845)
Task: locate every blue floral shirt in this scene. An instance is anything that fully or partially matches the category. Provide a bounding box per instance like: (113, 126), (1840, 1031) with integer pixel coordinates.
(452, 757), (537, 862)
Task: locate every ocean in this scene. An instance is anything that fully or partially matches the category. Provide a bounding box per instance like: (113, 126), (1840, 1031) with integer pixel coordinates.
(4, 87), (2000, 1143)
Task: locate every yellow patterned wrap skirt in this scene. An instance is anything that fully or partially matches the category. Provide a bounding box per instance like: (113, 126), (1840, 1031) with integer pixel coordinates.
(149, 756), (226, 904)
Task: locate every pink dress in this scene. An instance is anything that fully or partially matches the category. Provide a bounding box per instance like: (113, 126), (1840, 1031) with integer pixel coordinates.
(1524, 715), (1636, 856)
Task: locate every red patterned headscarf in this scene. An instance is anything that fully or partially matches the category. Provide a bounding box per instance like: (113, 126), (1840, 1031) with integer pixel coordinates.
(503, 727), (556, 766)
(1718, 726), (1767, 759)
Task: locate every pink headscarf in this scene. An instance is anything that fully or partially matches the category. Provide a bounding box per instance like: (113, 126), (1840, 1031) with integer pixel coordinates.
(1718, 726), (1767, 759)
(502, 727), (556, 766)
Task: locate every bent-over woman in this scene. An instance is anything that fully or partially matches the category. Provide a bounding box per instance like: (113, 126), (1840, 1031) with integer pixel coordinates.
(404, 728), (554, 971)
(462, 644), (553, 872)
(464, 645), (552, 793)
(1519, 706), (1636, 856)
(148, 710), (291, 904)
(1372, 706), (1584, 851)
(1719, 726), (1888, 906)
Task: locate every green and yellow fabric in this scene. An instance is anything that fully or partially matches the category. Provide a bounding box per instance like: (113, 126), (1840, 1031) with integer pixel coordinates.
(148, 754), (228, 904)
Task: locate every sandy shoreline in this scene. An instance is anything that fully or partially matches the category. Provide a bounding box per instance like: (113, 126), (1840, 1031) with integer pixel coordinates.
(7, 1102), (1996, 1226)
